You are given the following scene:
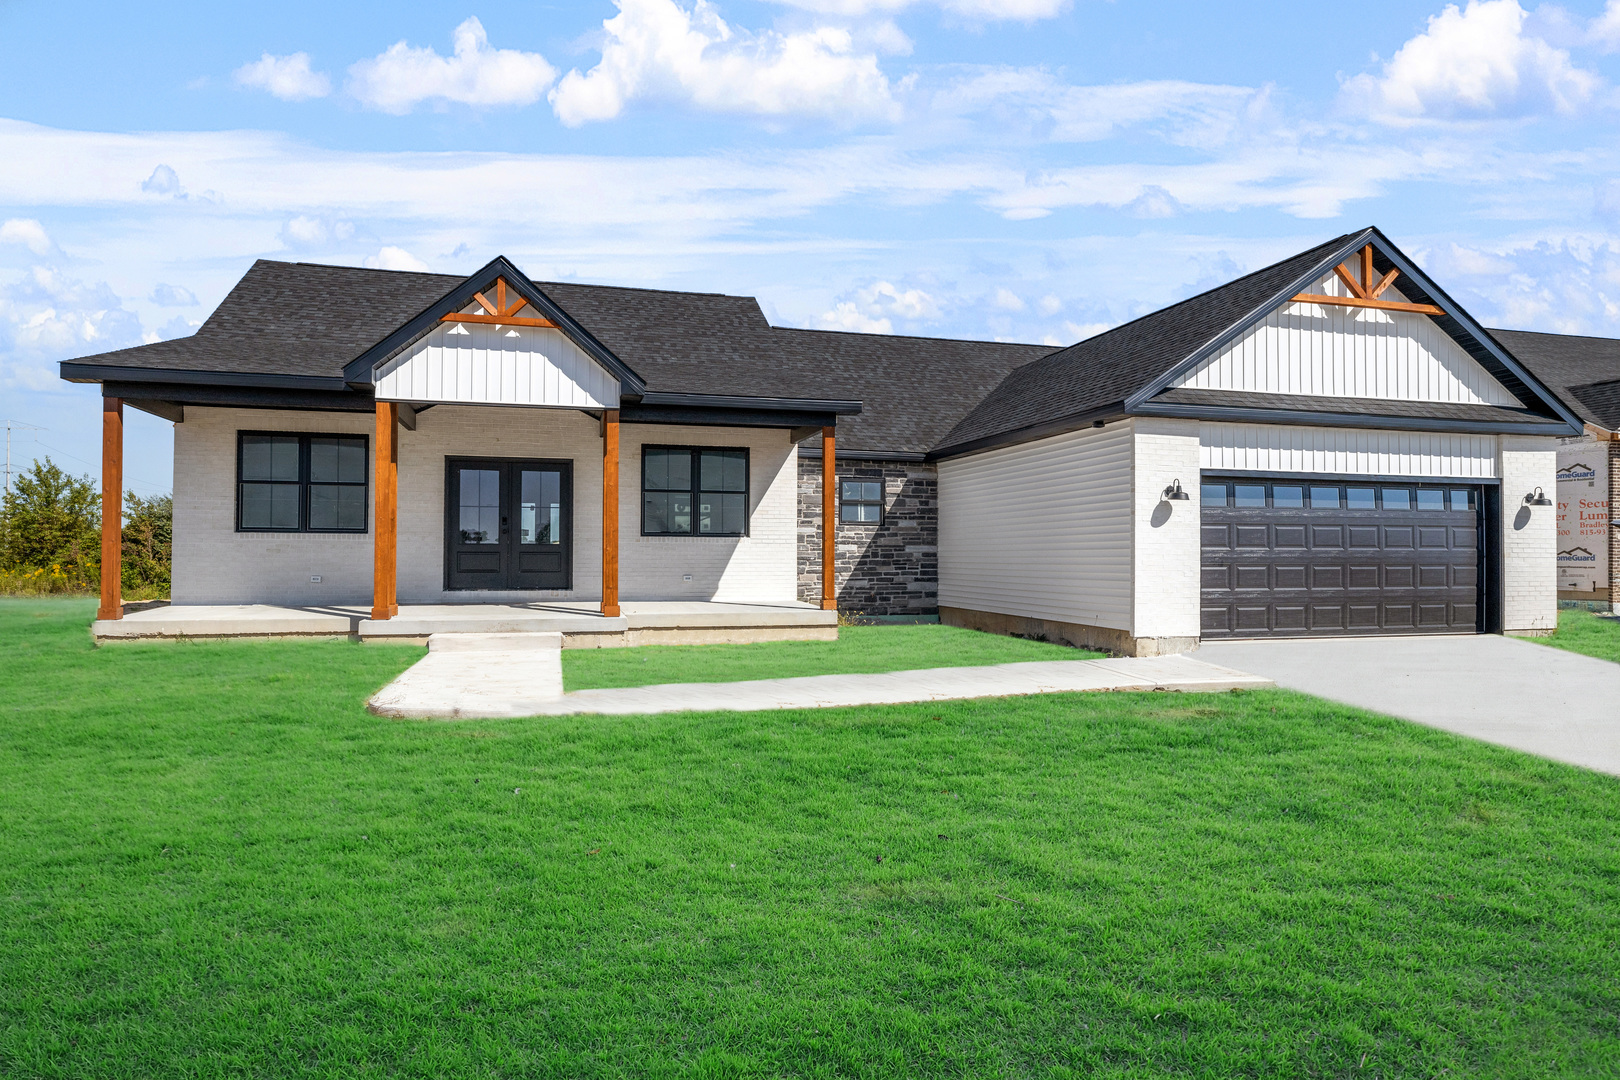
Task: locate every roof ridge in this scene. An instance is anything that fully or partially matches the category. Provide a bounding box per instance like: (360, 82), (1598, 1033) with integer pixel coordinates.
(1492, 326), (1620, 345)
(776, 325), (1054, 349)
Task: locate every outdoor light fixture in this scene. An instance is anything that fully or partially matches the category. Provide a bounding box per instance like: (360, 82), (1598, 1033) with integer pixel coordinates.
(1163, 479), (1190, 502)
(1524, 487), (1552, 506)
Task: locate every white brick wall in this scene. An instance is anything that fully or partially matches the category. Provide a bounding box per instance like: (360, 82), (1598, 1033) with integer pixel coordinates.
(173, 408), (375, 605)
(1499, 435), (1558, 633)
(1132, 417), (1201, 640)
(171, 406), (796, 605)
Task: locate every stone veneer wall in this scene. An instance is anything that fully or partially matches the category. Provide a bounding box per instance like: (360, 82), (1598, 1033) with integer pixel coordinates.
(797, 455), (939, 616)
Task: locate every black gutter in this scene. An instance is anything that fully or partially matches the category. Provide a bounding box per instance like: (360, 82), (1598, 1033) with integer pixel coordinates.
(1130, 400), (1578, 437)
(101, 381), (373, 413)
(928, 404), (1130, 461)
(636, 391), (862, 414)
(62, 363), (350, 391)
(796, 447), (928, 462)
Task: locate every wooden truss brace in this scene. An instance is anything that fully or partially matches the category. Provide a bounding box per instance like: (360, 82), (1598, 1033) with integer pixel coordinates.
(439, 277), (560, 328)
(1291, 244), (1442, 316)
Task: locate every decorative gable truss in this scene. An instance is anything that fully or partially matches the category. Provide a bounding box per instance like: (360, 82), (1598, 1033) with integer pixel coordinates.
(1172, 244), (1524, 407)
(374, 274), (621, 409)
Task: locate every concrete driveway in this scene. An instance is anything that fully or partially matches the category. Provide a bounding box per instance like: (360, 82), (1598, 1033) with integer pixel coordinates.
(1197, 634), (1620, 777)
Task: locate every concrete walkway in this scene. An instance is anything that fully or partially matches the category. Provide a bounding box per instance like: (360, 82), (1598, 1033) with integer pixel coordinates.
(1198, 634), (1620, 777)
(367, 637), (1273, 719)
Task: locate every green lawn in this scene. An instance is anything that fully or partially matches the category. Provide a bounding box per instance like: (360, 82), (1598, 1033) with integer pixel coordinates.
(1524, 607), (1620, 664)
(562, 623), (1098, 690)
(3, 600), (1619, 1077)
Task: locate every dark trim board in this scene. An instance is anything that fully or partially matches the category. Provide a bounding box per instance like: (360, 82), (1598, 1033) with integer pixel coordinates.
(797, 447), (929, 462)
(65, 363), (350, 390)
(1199, 467), (1501, 486)
(929, 405), (1129, 461)
(620, 403), (842, 430)
(103, 381), (375, 414)
(636, 392), (861, 414)
(1134, 399), (1574, 437)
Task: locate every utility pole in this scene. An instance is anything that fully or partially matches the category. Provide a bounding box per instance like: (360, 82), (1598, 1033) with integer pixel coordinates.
(3, 420), (42, 499)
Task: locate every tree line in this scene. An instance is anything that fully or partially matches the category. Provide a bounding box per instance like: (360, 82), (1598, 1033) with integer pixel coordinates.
(0, 459), (171, 599)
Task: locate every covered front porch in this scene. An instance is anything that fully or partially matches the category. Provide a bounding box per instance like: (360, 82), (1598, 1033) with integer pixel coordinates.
(92, 599), (837, 645)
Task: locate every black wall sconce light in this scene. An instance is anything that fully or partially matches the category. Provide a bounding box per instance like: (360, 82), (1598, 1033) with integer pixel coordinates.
(1162, 479), (1190, 502)
(1524, 487), (1552, 506)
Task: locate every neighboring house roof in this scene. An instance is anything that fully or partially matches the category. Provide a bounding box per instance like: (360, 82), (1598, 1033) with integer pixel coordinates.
(61, 258), (1053, 456)
(933, 227), (1583, 456)
(1488, 328), (1620, 432)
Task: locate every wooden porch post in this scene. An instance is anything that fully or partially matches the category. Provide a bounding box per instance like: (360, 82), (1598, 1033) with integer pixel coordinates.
(821, 425), (837, 611)
(371, 401), (399, 620)
(97, 397), (123, 621)
(602, 409), (621, 618)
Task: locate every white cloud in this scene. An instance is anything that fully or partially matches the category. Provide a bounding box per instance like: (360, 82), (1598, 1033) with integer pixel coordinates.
(140, 164), (183, 196)
(1341, 0), (1602, 122)
(549, 0), (900, 126)
(364, 246), (430, 272)
(931, 70), (1265, 148)
(0, 218), (53, 256)
(0, 265), (142, 390)
(814, 279), (939, 332)
(279, 215), (356, 250)
(348, 17), (557, 114)
(1590, 0), (1620, 52)
(1036, 293), (1061, 315)
(1062, 319), (1113, 342)
(770, 0), (1067, 18)
(991, 286), (1024, 311)
(234, 52), (332, 101)
(148, 283), (198, 306)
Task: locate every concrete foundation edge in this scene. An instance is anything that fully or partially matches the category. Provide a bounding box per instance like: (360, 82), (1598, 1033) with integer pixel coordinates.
(939, 606), (1196, 658)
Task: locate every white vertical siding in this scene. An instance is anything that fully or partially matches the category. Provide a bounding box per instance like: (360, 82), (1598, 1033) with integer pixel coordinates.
(1199, 423), (1499, 479)
(939, 422), (1133, 630)
(1174, 269), (1521, 406)
(374, 313), (618, 408)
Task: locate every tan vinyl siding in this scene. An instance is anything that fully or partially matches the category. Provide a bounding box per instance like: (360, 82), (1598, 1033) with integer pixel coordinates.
(938, 422), (1133, 630)
(1175, 270), (1522, 406)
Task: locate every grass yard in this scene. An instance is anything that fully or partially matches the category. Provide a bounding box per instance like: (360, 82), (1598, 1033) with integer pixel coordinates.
(562, 623), (1098, 690)
(2, 600), (1619, 1077)
(1524, 607), (1620, 664)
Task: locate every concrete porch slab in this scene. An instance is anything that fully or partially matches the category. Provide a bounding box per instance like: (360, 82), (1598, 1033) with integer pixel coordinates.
(94, 599), (836, 646)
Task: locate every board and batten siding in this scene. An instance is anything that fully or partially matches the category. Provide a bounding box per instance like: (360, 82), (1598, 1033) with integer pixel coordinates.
(1200, 423), (1500, 479)
(374, 312), (618, 408)
(938, 423), (1133, 630)
(1174, 269), (1521, 406)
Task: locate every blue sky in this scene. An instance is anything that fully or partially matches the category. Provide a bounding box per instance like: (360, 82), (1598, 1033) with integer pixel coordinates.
(5, 0), (1620, 493)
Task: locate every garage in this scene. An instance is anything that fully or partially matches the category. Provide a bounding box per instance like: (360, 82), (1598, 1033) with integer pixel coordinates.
(1200, 476), (1489, 638)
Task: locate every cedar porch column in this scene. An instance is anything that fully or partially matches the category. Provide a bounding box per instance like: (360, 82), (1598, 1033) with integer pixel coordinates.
(821, 425), (837, 611)
(97, 397), (123, 621)
(371, 401), (399, 620)
(602, 409), (621, 618)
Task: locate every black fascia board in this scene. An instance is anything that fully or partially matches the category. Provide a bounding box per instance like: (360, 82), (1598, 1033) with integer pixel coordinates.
(1124, 228), (1378, 412)
(635, 391), (862, 414)
(61, 362), (350, 391)
(619, 403), (841, 429)
(341, 256), (647, 394)
(1123, 226), (1585, 433)
(101, 381), (375, 413)
(1130, 398), (1576, 436)
(928, 403), (1130, 461)
(796, 446), (929, 462)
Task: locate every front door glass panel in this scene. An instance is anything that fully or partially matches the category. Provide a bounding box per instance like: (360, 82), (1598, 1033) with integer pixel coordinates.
(459, 469), (500, 544)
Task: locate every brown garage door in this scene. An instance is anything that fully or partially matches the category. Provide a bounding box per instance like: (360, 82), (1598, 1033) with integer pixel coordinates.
(1201, 478), (1482, 638)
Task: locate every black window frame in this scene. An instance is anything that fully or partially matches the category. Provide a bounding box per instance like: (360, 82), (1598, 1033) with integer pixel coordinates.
(640, 445), (751, 537)
(236, 431), (370, 534)
(839, 478), (884, 525)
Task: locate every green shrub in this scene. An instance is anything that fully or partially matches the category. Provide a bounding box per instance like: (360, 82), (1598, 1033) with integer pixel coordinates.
(0, 458), (171, 598)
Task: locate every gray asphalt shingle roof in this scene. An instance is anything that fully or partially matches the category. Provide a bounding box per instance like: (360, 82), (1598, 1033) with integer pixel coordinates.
(63, 259), (1055, 455)
(933, 233), (1358, 454)
(1489, 328), (1620, 431)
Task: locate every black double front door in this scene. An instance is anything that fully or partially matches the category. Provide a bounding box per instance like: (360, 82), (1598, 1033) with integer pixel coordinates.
(445, 458), (572, 590)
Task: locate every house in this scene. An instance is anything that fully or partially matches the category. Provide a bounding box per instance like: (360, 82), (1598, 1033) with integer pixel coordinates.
(62, 227), (1583, 652)
(1486, 329), (1620, 610)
